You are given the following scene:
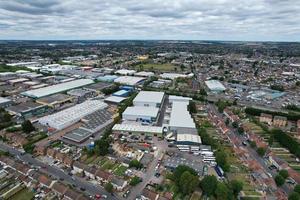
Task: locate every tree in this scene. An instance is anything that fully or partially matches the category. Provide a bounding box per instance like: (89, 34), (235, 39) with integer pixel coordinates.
(200, 175), (218, 196)
(257, 147), (266, 157)
(179, 171), (199, 195)
(215, 182), (229, 200)
(21, 120), (35, 133)
(279, 169), (289, 179)
(230, 180), (243, 196)
(275, 175), (285, 186)
(225, 118), (230, 126)
(129, 159), (143, 169)
(188, 101), (197, 114)
(249, 141), (257, 148)
(237, 126), (244, 135)
(294, 184), (300, 194)
(104, 182), (113, 193)
(288, 192), (300, 200)
(232, 121), (238, 128)
(215, 150), (229, 171)
(130, 176), (142, 186)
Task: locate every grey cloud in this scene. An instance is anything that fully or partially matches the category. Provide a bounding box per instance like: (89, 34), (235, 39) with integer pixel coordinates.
(0, 0), (299, 41)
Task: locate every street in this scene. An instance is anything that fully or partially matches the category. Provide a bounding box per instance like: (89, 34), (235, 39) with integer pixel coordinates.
(0, 141), (119, 200)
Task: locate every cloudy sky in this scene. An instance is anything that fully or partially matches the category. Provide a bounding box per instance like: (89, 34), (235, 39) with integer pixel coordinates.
(0, 0), (299, 41)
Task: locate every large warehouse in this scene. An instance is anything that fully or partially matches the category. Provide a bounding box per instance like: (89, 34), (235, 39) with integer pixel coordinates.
(133, 91), (165, 108)
(205, 80), (226, 92)
(38, 100), (107, 130)
(114, 76), (145, 86)
(21, 79), (94, 98)
(122, 106), (159, 123)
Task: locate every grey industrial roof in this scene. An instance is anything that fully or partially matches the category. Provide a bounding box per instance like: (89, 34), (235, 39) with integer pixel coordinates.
(6, 101), (45, 114)
(205, 80), (226, 91)
(63, 128), (92, 143)
(164, 156), (203, 174)
(21, 79), (94, 98)
(37, 93), (72, 104)
(83, 82), (113, 91)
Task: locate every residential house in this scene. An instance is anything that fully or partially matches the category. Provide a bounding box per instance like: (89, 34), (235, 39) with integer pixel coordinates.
(47, 148), (57, 158)
(51, 182), (68, 197)
(259, 113), (273, 125)
(63, 156), (74, 167)
(95, 169), (112, 184)
(64, 189), (83, 200)
(38, 174), (54, 188)
(111, 176), (128, 191)
(84, 166), (97, 179)
(73, 161), (85, 174)
(273, 116), (287, 127)
(34, 145), (47, 156)
(141, 188), (159, 200)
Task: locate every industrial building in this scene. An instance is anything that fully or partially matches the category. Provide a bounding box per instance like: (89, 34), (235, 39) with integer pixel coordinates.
(133, 91), (165, 108)
(122, 106), (159, 123)
(176, 134), (202, 152)
(21, 79), (94, 98)
(205, 80), (226, 92)
(114, 76), (145, 86)
(63, 108), (114, 143)
(38, 100), (107, 130)
(0, 97), (12, 108)
(112, 90), (130, 97)
(104, 96), (126, 105)
(112, 124), (163, 137)
(6, 101), (48, 118)
(36, 94), (74, 109)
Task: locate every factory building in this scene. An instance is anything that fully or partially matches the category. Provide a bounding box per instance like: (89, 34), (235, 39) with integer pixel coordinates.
(205, 80), (226, 92)
(21, 79), (94, 98)
(133, 91), (165, 108)
(38, 100), (107, 130)
(122, 106), (159, 123)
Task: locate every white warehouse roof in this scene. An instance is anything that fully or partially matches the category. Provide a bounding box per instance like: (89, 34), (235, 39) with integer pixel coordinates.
(133, 91), (165, 105)
(114, 76), (145, 86)
(205, 80), (226, 91)
(21, 79), (94, 98)
(123, 106), (159, 118)
(112, 124), (163, 134)
(38, 100), (107, 130)
(169, 101), (196, 129)
(177, 133), (202, 144)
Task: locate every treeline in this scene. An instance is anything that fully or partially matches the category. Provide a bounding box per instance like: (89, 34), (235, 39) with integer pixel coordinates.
(245, 107), (300, 121)
(272, 129), (300, 158)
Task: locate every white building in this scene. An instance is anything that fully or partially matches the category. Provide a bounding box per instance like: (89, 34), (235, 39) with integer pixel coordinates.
(38, 100), (107, 130)
(122, 106), (159, 123)
(205, 80), (226, 92)
(133, 91), (165, 108)
(114, 76), (145, 86)
(21, 79), (94, 98)
(115, 69), (136, 76)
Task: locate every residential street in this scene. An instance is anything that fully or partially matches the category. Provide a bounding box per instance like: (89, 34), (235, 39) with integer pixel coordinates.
(0, 141), (119, 200)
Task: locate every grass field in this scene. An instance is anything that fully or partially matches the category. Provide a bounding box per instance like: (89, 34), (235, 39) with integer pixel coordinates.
(101, 159), (115, 170)
(113, 165), (128, 177)
(9, 188), (34, 200)
(138, 63), (177, 71)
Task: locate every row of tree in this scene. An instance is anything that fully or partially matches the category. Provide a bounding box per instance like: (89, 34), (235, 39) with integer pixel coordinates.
(272, 129), (300, 158)
(245, 107), (300, 121)
(200, 175), (243, 200)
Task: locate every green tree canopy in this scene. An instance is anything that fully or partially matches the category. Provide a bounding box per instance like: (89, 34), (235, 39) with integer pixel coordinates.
(275, 175), (285, 186)
(21, 120), (35, 133)
(200, 175), (218, 196)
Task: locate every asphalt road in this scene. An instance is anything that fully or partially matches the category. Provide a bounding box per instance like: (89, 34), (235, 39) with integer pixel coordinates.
(0, 141), (119, 200)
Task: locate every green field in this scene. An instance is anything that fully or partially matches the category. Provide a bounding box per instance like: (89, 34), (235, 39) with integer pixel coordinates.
(138, 63), (177, 71)
(113, 165), (128, 177)
(9, 188), (34, 200)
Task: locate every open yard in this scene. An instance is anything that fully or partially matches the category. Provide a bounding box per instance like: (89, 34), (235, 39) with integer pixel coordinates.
(9, 188), (34, 200)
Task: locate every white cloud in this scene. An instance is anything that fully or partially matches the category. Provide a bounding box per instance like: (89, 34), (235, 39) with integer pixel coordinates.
(0, 0), (299, 41)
